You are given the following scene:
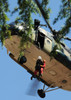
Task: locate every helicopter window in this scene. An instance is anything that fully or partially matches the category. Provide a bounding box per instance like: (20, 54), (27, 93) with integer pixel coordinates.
(70, 55), (71, 58)
(61, 49), (64, 53)
(47, 40), (50, 44)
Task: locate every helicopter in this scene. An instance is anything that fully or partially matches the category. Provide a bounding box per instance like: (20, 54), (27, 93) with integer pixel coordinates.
(4, 18), (71, 98)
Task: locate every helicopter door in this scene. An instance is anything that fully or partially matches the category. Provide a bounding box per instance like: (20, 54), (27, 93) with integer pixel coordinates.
(44, 37), (52, 53)
(37, 31), (45, 49)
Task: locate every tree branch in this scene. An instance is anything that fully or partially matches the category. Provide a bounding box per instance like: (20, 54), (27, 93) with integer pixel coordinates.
(64, 36), (71, 41)
(34, 0), (53, 32)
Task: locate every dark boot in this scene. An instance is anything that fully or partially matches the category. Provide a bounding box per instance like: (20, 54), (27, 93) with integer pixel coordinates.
(31, 75), (36, 80)
(31, 76), (34, 80)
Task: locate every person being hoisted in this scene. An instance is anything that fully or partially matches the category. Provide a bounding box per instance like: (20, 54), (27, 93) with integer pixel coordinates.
(31, 56), (46, 80)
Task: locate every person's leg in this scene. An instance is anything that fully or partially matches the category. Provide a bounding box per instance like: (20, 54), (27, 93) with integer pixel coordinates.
(39, 69), (41, 77)
(40, 68), (44, 76)
(31, 70), (38, 80)
(39, 68), (44, 77)
(34, 70), (38, 76)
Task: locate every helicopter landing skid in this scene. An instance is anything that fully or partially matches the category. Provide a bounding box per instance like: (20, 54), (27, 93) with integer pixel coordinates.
(37, 83), (62, 98)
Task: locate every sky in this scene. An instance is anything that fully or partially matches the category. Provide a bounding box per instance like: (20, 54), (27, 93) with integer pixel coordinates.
(0, 0), (71, 100)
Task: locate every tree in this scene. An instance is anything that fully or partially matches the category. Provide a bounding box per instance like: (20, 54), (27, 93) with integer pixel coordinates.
(53, 0), (71, 37)
(0, 0), (71, 48)
(0, 0), (11, 45)
(34, 0), (71, 43)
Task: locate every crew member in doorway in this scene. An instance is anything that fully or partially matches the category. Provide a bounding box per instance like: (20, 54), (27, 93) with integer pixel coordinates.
(34, 19), (40, 43)
(34, 19), (45, 49)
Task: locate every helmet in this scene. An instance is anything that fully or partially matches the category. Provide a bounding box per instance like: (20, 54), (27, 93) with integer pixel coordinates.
(38, 56), (42, 60)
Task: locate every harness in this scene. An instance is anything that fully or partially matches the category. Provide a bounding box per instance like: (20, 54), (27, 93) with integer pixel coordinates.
(35, 59), (43, 70)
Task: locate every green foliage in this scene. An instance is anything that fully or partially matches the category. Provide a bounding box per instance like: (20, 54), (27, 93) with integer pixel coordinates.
(17, 0), (40, 23)
(0, 0), (10, 45)
(53, 0), (71, 35)
(12, 0), (41, 50)
(60, 16), (71, 36)
(53, 0), (70, 22)
(0, 0), (71, 58)
(41, 0), (50, 20)
(11, 7), (18, 15)
(18, 51), (24, 61)
(19, 31), (30, 50)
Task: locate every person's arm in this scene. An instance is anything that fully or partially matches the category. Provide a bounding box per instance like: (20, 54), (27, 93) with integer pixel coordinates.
(40, 63), (45, 68)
